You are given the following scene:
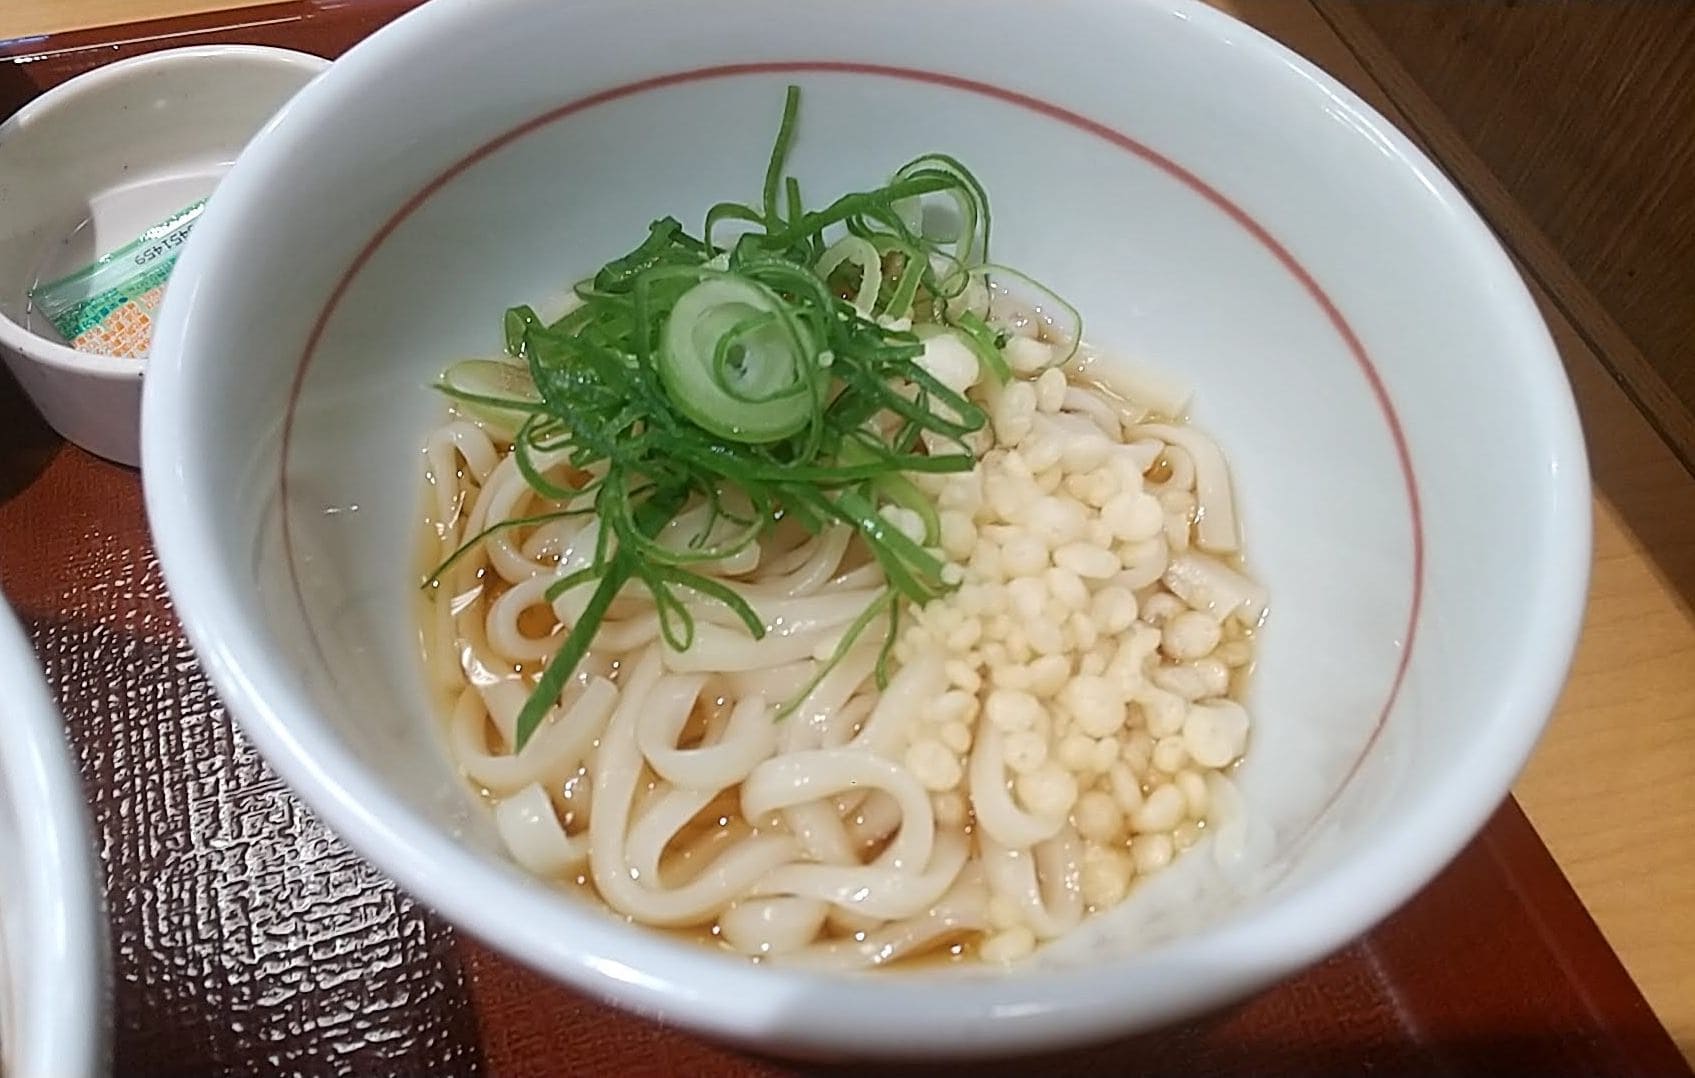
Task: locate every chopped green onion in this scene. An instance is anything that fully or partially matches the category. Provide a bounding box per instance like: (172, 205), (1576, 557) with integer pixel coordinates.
(658, 274), (819, 443)
(762, 86), (801, 232)
(954, 311), (1011, 385)
(773, 591), (894, 721)
(975, 262), (1083, 366)
(426, 86), (1072, 750)
(815, 236), (883, 317)
(504, 306), (540, 356)
(438, 357), (545, 435)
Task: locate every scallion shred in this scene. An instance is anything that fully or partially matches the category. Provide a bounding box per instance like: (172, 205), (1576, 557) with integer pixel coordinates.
(428, 86), (1079, 749)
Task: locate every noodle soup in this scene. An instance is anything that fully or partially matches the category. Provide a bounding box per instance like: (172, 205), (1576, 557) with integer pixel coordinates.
(415, 89), (1263, 969)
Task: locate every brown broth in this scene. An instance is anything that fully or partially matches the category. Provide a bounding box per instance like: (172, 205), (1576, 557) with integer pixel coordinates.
(414, 357), (1263, 969)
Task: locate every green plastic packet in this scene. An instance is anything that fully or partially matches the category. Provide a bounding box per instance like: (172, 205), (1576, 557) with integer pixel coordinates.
(28, 200), (207, 358)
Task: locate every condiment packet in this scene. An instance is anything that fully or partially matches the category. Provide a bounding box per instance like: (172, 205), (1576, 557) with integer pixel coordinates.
(28, 200), (206, 359)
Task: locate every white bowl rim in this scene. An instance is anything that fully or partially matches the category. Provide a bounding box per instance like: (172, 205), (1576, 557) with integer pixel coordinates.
(0, 602), (107, 1076)
(0, 44), (331, 381)
(141, 0), (1591, 1057)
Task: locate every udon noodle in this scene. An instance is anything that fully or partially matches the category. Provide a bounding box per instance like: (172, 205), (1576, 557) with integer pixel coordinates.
(419, 328), (1265, 969)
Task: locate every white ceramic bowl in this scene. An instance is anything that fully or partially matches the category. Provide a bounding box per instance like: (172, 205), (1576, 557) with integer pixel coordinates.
(0, 45), (329, 466)
(0, 599), (106, 1076)
(141, 0), (1590, 1059)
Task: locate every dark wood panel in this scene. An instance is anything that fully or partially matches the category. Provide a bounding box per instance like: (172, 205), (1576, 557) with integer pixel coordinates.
(1336, 0), (1695, 467)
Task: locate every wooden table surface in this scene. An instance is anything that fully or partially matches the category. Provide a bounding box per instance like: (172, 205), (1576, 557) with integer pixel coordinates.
(5, 0), (1693, 1066)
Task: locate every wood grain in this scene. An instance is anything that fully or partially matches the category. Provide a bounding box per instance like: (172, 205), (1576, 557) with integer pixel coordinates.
(1532, 383), (1695, 1059)
(0, 0), (274, 39)
(1225, 0), (1695, 1060)
(461, 801), (1687, 1076)
(1322, 2), (1695, 481)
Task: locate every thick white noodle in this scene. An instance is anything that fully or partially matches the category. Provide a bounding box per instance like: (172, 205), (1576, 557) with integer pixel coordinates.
(981, 829), (1086, 941)
(724, 660), (817, 708)
(738, 652), (890, 947)
(656, 497), (761, 577)
(1134, 423), (1239, 554)
(521, 515), (586, 562)
(783, 642), (881, 746)
(625, 786), (716, 884)
(750, 829), (970, 920)
(732, 788), (843, 953)
(589, 657), (799, 926)
(765, 524), (845, 578)
(843, 790), (904, 848)
(495, 782), (588, 875)
(423, 343), (1259, 967)
(1153, 443), (1196, 495)
(451, 676), (616, 795)
(849, 653), (944, 757)
(780, 800), (859, 865)
(828, 562), (886, 591)
(482, 650), (617, 748)
(638, 693), (776, 790)
(820, 694), (875, 749)
(425, 421), (497, 526)
(658, 590), (885, 674)
(1163, 552), (1268, 624)
(969, 725), (1066, 848)
(468, 447), (574, 584)
(742, 749), (934, 870)
(718, 896), (832, 956)
(486, 573), (565, 662)
(1124, 437), (1166, 472)
(775, 867), (992, 970)
(1058, 391), (1122, 440)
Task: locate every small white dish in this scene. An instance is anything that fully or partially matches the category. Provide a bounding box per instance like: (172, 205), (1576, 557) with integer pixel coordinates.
(0, 44), (329, 467)
(143, 0), (1590, 1060)
(0, 598), (105, 1076)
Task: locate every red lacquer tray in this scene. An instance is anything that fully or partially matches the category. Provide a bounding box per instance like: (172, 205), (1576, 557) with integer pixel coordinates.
(2, 4), (1688, 1074)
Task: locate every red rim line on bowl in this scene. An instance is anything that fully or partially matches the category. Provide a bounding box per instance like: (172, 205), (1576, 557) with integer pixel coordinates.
(279, 59), (1424, 843)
